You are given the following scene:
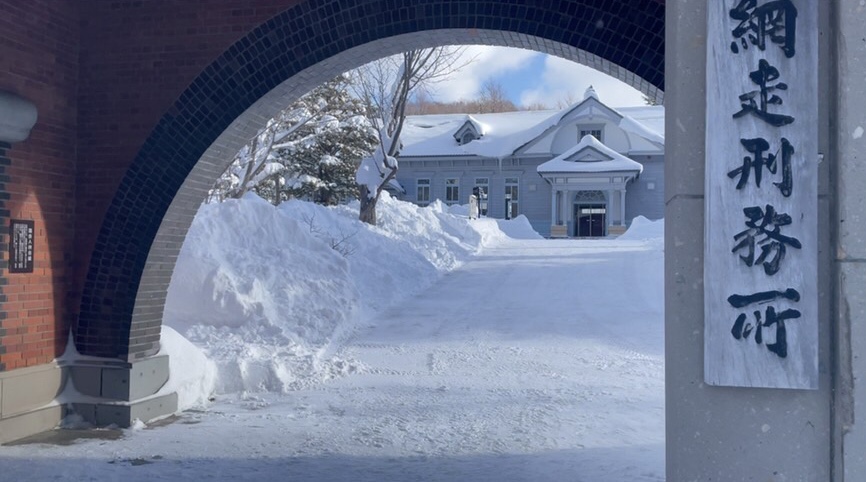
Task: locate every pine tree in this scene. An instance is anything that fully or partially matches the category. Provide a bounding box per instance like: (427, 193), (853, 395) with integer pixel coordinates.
(209, 75), (376, 206)
(276, 75), (377, 205)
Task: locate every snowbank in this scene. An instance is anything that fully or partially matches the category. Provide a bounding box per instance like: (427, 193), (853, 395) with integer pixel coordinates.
(164, 193), (358, 393)
(495, 215), (544, 240)
(618, 216), (664, 242)
(164, 192), (540, 395)
(159, 326), (218, 411)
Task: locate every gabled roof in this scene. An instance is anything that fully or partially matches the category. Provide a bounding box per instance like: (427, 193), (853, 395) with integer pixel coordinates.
(513, 95), (625, 155)
(398, 99), (664, 159)
(537, 135), (644, 174)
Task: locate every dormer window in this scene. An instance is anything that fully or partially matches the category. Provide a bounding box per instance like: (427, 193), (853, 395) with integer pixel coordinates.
(454, 115), (487, 145)
(579, 126), (603, 142)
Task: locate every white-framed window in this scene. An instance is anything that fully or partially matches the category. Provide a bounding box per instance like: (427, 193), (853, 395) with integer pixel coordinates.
(474, 177), (489, 215)
(505, 177), (519, 218)
(579, 128), (603, 142)
(416, 178), (431, 204)
(445, 178), (460, 204)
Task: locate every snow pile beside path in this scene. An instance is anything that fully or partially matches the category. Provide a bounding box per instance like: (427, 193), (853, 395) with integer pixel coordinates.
(495, 215), (544, 240)
(159, 326), (217, 411)
(280, 194), (481, 316)
(165, 194), (361, 394)
(164, 192), (538, 395)
(619, 216), (664, 242)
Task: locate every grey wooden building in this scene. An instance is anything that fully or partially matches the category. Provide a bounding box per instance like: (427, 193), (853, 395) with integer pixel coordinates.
(395, 87), (665, 237)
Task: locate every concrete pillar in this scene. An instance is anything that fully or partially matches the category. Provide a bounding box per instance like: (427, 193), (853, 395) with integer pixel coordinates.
(566, 190), (572, 233)
(665, 0), (833, 480)
(620, 189), (626, 226)
(606, 189), (613, 230)
(834, 0), (866, 478)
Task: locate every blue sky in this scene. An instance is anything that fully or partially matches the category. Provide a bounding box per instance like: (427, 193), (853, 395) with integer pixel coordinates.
(423, 46), (647, 109)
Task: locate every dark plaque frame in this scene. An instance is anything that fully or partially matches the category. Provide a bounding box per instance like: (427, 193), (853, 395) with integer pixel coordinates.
(9, 219), (34, 274)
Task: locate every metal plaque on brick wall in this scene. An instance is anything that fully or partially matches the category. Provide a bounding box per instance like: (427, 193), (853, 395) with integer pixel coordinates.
(705, 0), (818, 389)
(9, 219), (34, 273)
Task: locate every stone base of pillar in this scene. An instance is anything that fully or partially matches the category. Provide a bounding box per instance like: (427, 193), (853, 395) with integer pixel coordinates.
(68, 354), (178, 427)
(72, 392), (178, 427)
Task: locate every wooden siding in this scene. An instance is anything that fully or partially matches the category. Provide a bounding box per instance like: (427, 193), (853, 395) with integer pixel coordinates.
(397, 153), (664, 238)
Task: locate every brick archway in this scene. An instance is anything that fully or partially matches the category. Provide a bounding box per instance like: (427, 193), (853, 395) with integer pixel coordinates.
(75, 0), (665, 361)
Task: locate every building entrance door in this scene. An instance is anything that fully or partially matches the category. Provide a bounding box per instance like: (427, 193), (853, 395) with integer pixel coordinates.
(575, 204), (606, 237)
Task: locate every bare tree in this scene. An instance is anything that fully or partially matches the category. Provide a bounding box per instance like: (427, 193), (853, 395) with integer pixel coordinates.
(352, 47), (468, 225)
(555, 91), (579, 109)
(477, 78), (516, 113)
(405, 78), (517, 115)
(520, 101), (552, 111)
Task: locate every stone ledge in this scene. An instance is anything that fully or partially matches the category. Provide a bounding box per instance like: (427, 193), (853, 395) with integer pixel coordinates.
(608, 225), (627, 235)
(550, 225), (568, 238)
(0, 404), (63, 445)
(0, 362), (65, 418)
(73, 392), (178, 428)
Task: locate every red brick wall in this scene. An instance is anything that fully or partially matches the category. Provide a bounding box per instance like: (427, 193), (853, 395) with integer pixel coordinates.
(0, 0), (302, 370)
(75, 0), (299, 307)
(0, 1), (80, 370)
(0, 0), (305, 370)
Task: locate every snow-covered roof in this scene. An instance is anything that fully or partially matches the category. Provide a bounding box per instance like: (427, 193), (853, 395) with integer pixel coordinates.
(537, 135), (644, 174)
(400, 110), (555, 158)
(617, 106), (664, 144)
(399, 100), (664, 159)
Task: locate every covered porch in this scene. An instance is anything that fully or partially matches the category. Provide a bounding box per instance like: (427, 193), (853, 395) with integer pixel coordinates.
(538, 135), (643, 238)
(547, 187), (631, 237)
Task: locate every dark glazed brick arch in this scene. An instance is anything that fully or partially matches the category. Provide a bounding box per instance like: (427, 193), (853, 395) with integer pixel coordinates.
(76, 0), (665, 361)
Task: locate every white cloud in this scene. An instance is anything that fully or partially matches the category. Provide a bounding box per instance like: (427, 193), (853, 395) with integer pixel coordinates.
(424, 46), (540, 103)
(415, 46), (647, 109)
(518, 55), (646, 108)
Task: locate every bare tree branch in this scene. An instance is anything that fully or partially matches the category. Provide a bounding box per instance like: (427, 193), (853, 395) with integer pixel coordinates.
(352, 47), (472, 225)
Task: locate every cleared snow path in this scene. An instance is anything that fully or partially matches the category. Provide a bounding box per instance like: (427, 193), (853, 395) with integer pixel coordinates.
(0, 235), (664, 482)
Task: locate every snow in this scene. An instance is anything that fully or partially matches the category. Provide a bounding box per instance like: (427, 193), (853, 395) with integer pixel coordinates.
(537, 134), (645, 174)
(161, 192), (495, 394)
(619, 114), (665, 145)
(400, 110), (555, 158)
(399, 102), (664, 159)
(0, 195), (665, 482)
(355, 133), (398, 197)
(619, 216), (665, 242)
(157, 326), (218, 411)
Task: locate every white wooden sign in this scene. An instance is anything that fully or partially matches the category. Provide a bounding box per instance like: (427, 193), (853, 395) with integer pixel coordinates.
(705, 0), (818, 389)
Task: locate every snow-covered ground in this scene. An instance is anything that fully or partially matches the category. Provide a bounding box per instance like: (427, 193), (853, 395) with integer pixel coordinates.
(0, 195), (664, 481)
